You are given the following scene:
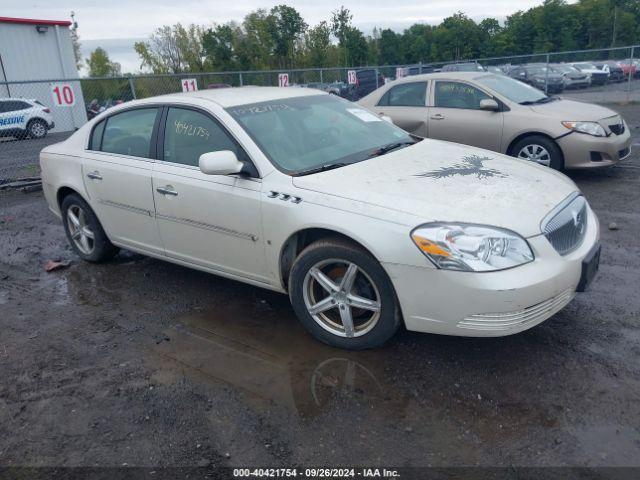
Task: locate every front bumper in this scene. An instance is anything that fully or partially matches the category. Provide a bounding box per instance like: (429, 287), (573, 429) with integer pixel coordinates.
(557, 127), (632, 169)
(384, 207), (599, 337)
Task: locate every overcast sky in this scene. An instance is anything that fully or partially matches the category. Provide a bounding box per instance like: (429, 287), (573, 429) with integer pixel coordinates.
(7, 0), (549, 40)
(4, 0), (551, 73)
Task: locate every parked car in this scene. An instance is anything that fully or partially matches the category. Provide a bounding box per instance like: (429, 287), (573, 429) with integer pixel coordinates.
(442, 62), (485, 72)
(618, 59), (638, 78)
(485, 66), (506, 75)
(399, 64), (438, 77)
(0, 98), (54, 139)
(345, 69), (385, 100)
(593, 60), (625, 82)
(358, 72), (631, 170)
(508, 65), (565, 93)
(570, 62), (608, 85)
(41, 87), (601, 349)
(207, 83), (232, 89)
(550, 64), (591, 89)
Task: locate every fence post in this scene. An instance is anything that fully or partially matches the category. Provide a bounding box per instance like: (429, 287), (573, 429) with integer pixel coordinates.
(375, 68), (379, 89)
(545, 54), (550, 95)
(628, 46), (634, 104)
(128, 76), (137, 100)
(320, 68), (323, 84)
(239, 72), (243, 87)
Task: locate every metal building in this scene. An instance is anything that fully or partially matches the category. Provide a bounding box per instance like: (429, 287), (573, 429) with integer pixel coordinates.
(0, 16), (87, 132)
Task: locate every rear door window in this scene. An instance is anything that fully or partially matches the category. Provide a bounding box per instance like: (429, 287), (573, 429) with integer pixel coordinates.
(100, 108), (159, 158)
(378, 82), (427, 107)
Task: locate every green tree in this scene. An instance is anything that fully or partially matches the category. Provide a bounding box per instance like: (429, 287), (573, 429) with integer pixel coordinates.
(305, 22), (332, 67)
(86, 47), (121, 77)
(267, 5), (307, 68)
(331, 6), (353, 66)
(135, 23), (205, 73)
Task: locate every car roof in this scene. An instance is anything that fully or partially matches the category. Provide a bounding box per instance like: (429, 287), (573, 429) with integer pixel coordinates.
(390, 71), (498, 83)
(147, 86), (327, 108)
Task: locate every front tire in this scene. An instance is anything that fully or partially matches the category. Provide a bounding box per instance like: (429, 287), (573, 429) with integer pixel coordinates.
(27, 119), (48, 139)
(289, 238), (401, 350)
(61, 193), (118, 262)
(512, 135), (564, 170)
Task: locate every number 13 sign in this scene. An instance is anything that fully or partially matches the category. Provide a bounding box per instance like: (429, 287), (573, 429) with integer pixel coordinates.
(181, 78), (198, 92)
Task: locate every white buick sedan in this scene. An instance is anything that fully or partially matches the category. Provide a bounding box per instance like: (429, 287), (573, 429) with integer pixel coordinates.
(40, 87), (600, 349)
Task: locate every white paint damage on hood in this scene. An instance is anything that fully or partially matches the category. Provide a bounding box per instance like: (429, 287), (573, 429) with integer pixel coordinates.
(292, 139), (579, 238)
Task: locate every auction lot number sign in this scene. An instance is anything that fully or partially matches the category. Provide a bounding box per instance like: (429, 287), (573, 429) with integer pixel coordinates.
(347, 70), (357, 85)
(50, 84), (76, 107)
(278, 73), (289, 87)
(182, 78), (199, 92)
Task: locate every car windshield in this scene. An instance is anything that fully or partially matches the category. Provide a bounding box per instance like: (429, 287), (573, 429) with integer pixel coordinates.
(525, 66), (547, 74)
(227, 94), (414, 175)
(475, 74), (548, 104)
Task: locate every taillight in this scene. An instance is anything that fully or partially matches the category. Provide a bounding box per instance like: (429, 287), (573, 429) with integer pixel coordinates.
(43, 108), (51, 113)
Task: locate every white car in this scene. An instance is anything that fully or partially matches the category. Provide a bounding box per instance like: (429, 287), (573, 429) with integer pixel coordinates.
(40, 87), (601, 349)
(0, 98), (54, 139)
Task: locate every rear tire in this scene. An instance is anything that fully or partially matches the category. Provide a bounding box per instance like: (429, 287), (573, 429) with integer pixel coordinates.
(511, 135), (564, 170)
(27, 119), (48, 139)
(289, 238), (401, 350)
(61, 193), (118, 262)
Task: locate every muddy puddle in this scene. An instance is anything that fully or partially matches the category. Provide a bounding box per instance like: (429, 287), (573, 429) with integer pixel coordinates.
(148, 295), (407, 419)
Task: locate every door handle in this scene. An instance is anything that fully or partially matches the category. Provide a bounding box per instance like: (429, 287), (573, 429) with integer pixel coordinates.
(86, 171), (102, 180)
(156, 186), (178, 196)
(430, 114), (445, 120)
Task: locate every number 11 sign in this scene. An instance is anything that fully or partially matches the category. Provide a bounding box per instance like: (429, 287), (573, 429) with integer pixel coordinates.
(182, 78), (198, 92)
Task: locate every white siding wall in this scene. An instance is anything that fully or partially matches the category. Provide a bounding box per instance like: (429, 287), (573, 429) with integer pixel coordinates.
(0, 22), (87, 132)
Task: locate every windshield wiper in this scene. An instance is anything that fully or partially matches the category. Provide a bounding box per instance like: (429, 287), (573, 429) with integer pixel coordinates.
(367, 141), (415, 158)
(296, 162), (349, 176)
(520, 96), (557, 105)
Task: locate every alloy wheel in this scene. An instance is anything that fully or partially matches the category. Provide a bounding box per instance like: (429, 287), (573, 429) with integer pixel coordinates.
(302, 259), (381, 338)
(67, 204), (95, 254)
(517, 144), (551, 166)
(30, 122), (46, 138)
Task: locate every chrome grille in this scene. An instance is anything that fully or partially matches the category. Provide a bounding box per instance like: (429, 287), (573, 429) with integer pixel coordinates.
(458, 289), (575, 332)
(609, 123), (625, 135)
(542, 195), (588, 256)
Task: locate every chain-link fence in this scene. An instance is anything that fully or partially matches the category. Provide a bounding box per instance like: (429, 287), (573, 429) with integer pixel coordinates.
(1, 44), (638, 187)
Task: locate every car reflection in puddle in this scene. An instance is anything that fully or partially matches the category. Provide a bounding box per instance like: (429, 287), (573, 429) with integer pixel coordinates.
(150, 295), (405, 418)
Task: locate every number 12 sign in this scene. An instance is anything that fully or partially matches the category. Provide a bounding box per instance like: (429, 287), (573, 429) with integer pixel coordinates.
(182, 78), (198, 92)
(278, 73), (289, 87)
(50, 84), (76, 107)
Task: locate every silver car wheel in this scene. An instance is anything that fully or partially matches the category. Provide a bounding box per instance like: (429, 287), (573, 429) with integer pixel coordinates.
(67, 204), (95, 254)
(29, 121), (46, 138)
(302, 259), (381, 338)
(517, 144), (551, 167)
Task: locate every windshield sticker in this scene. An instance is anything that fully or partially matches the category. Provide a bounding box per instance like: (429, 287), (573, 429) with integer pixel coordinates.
(414, 154), (506, 180)
(230, 104), (291, 116)
(175, 120), (210, 140)
(346, 108), (382, 122)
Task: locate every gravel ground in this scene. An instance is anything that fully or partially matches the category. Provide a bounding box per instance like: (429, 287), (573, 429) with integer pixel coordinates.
(0, 103), (639, 475)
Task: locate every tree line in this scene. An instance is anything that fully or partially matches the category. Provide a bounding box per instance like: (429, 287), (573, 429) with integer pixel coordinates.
(85, 0), (640, 77)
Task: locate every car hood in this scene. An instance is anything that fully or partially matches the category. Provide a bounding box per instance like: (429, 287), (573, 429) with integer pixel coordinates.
(528, 99), (618, 120)
(292, 140), (578, 238)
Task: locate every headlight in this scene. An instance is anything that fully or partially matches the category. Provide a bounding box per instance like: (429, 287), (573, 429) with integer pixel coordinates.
(411, 223), (534, 272)
(561, 121), (606, 137)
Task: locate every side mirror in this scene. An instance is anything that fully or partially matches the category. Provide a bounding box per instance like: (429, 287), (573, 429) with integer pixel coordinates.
(199, 150), (244, 176)
(480, 99), (500, 112)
